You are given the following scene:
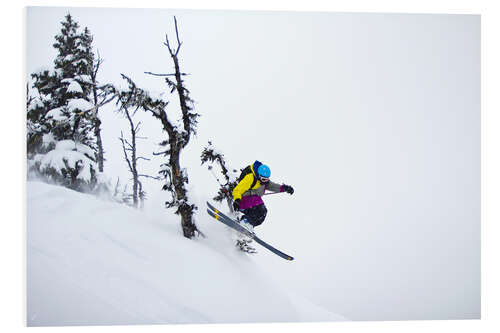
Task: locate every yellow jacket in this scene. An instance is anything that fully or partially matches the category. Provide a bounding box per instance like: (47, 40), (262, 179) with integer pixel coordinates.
(232, 164), (282, 201)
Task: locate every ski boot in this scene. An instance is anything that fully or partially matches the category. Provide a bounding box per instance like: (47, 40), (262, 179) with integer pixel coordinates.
(239, 217), (254, 234)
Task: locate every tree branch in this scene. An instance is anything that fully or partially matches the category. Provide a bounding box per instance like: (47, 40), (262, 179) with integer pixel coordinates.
(144, 72), (177, 77)
(134, 121), (142, 133)
(153, 150), (170, 156)
(119, 132), (133, 174)
(174, 16), (182, 56)
(144, 71), (190, 77)
(138, 174), (162, 180)
(164, 34), (174, 56)
(123, 139), (133, 150)
(93, 50), (103, 78)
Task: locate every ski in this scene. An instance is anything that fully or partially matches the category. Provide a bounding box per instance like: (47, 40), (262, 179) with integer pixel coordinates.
(207, 202), (294, 261)
(206, 208), (254, 238)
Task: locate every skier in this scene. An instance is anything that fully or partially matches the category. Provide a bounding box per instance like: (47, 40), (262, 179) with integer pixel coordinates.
(232, 160), (294, 233)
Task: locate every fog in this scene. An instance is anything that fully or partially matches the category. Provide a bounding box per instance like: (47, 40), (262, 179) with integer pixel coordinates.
(26, 7), (480, 321)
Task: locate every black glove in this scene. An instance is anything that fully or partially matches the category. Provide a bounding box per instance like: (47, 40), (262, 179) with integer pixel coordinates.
(283, 185), (294, 195)
(233, 199), (241, 211)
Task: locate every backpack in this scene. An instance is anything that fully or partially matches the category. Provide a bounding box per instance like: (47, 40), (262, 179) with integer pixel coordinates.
(238, 165), (258, 190)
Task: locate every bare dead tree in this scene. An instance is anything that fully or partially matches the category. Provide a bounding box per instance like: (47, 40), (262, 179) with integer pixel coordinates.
(115, 79), (159, 209)
(117, 73), (201, 236)
(119, 131), (139, 208)
(114, 17), (199, 238)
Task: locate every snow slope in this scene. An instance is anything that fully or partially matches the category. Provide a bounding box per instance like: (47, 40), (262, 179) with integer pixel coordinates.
(27, 181), (345, 326)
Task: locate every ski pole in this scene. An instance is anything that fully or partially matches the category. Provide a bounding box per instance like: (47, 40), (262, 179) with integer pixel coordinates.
(207, 166), (232, 199)
(262, 192), (282, 196)
(207, 165), (236, 214)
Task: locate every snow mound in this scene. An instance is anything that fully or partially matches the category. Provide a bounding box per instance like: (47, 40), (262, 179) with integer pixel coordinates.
(34, 141), (96, 182)
(67, 98), (93, 112)
(66, 80), (83, 93)
(27, 181), (346, 326)
(46, 107), (65, 121)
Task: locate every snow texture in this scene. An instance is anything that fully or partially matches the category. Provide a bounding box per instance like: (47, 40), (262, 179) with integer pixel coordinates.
(27, 181), (346, 326)
(77, 74), (92, 84)
(28, 97), (44, 111)
(45, 107), (65, 121)
(42, 133), (56, 146)
(67, 98), (93, 112)
(66, 80), (84, 93)
(148, 90), (168, 103)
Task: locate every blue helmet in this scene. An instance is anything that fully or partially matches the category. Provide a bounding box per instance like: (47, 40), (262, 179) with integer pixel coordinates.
(257, 164), (271, 178)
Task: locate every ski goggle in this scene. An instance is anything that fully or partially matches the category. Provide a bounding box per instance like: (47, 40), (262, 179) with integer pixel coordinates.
(260, 176), (270, 182)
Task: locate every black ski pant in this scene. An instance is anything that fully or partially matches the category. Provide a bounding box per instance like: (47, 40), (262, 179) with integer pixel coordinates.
(242, 204), (267, 227)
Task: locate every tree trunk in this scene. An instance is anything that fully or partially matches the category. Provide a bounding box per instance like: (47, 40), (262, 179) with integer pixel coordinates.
(139, 17), (201, 238)
(94, 117), (104, 173)
(91, 56), (105, 173)
(170, 143), (197, 238)
(131, 126), (138, 208)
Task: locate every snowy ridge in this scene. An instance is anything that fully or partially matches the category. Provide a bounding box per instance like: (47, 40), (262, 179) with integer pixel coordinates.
(27, 181), (346, 326)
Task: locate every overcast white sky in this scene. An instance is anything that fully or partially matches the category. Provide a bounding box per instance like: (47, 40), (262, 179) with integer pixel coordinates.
(26, 7), (480, 322)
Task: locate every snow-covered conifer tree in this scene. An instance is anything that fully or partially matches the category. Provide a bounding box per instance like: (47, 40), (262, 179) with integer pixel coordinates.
(27, 14), (113, 192)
